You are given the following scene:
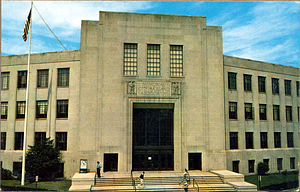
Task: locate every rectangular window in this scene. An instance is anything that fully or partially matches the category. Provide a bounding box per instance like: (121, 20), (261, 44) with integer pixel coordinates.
(229, 102), (237, 119)
(37, 69), (49, 88)
(18, 71), (27, 88)
(57, 100), (68, 118)
(297, 81), (299, 96)
(228, 72), (237, 90)
(244, 74), (252, 91)
(123, 43), (138, 76)
(263, 159), (269, 168)
(170, 45), (183, 77)
(290, 157), (295, 169)
(258, 76), (266, 93)
(147, 44), (160, 76)
(273, 105), (280, 121)
(57, 68), (69, 87)
(1, 102), (8, 119)
(286, 106), (292, 122)
(260, 132), (268, 149)
(232, 161), (239, 173)
(248, 160), (255, 173)
(14, 132), (24, 150)
(259, 104), (267, 120)
(284, 80), (291, 95)
(274, 132), (281, 148)
(1, 132), (6, 150)
(277, 158), (283, 171)
(35, 132), (46, 146)
(272, 78), (279, 94)
(298, 107), (299, 121)
(13, 162), (22, 177)
(1, 72), (10, 90)
(287, 132), (294, 148)
(56, 132), (67, 150)
(16, 101), (26, 119)
(230, 132), (238, 149)
(246, 132), (254, 149)
(245, 103), (253, 120)
(36, 101), (48, 118)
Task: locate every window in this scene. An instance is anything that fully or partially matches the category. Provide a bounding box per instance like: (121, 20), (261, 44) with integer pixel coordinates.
(57, 68), (69, 87)
(232, 161), (239, 173)
(245, 132), (254, 149)
(260, 132), (268, 149)
(286, 106), (292, 122)
(229, 102), (237, 119)
(298, 107), (299, 121)
(244, 74), (252, 91)
(248, 160), (255, 173)
(274, 132), (281, 148)
(290, 157), (295, 169)
(1, 72), (10, 90)
(56, 132), (67, 150)
(147, 44), (160, 76)
(259, 104), (267, 120)
(18, 71), (27, 88)
(13, 162), (22, 178)
(230, 132), (238, 149)
(1, 132), (6, 150)
(14, 132), (24, 150)
(228, 72), (237, 90)
(37, 69), (49, 88)
(57, 100), (68, 118)
(263, 159), (269, 169)
(297, 81), (299, 96)
(170, 45), (183, 77)
(287, 132), (294, 148)
(123, 43), (138, 76)
(258, 76), (266, 93)
(16, 101), (26, 119)
(1, 102), (8, 119)
(273, 105), (280, 121)
(272, 78), (279, 94)
(36, 101), (48, 118)
(277, 158), (283, 171)
(35, 132), (46, 146)
(245, 103), (253, 120)
(284, 80), (291, 95)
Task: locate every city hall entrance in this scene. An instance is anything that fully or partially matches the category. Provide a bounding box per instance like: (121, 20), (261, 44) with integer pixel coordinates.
(132, 103), (174, 171)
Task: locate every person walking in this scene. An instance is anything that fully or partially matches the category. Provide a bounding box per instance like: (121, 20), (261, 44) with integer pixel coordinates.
(138, 171), (145, 189)
(179, 169), (190, 192)
(97, 161), (102, 178)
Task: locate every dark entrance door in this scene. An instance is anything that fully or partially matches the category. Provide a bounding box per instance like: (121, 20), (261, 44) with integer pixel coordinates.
(132, 103), (174, 171)
(188, 153), (202, 170)
(104, 153), (118, 172)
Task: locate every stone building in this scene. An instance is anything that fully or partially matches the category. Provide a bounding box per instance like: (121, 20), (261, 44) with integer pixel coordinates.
(1, 11), (298, 179)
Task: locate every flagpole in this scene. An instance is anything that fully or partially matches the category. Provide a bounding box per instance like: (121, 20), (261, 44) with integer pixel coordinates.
(21, 1), (33, 186)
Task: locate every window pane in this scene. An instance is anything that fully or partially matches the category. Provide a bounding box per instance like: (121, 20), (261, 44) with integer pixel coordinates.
(147, 44), (160, 76)
(14, 132), (24, 150)
(18, 71), (27, 88)
(230, 132), (238, 149)
(258, 76), (266, 93)
(274, 132), (281, 148)
(287, 132), (294, 148)
(170, 45), (183, 77)
(35, 132), (46, 146)
(260, 132), (268, 149)
(228, 72), (237, 90)
(272, 78), (279, 94)
(246, 132), (253, 149)
(57, 100), (68, 118)
(286, 106), (292, 122)
(1, 132), (6, 150)
(1, 72), (10, 90)
(245, 103), (253, 120)
(16, 101), (26, 119)
(229, 102), (237, 119)
(56, 132), (67, 150)
(58, 68), (69, 87)
(124, 43), (138, 76)
(244, 74), (252, 91)
(284, 80), (291, 95)
(248, 160), (255, 173)
(259, 104), (267, 120)
(273, 105), (280, 120)
(37, 70), (49, 88)
(1, 102), (8, 119)
(36, 101), (48, 118)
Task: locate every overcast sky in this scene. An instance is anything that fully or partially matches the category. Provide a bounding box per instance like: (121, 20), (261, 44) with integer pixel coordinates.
(1, 1), (299, 67)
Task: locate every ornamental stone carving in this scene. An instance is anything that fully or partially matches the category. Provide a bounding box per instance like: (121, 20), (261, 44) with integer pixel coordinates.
(137, 82), (170, 96)
(171, 82), (181, 95)
(127, 81), (136, 94)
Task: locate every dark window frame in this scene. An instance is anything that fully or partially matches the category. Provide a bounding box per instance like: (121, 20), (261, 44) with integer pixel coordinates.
(258, 76), (266, 93)
(17, 71), (27, 88)
(1, 72), (10, 90)
(55, 132), (67, 151)
(290, 157), (295, 169)
(14, 132), (24, 150)
(57, 100), (68, 118)
(228, 72), (237, 90)
(232, 160), (239, 173)
(260, 132), (268, 149)
(57, 68), (69, 87)
(273, 105), (280, 121)
(230, 132), (238, 149)
(244, 74), (252, 91)
(1, 102), (8, 119)
(246, 132), (254, 149)
(277, 158), (283, 171)
(272, 78), (279, 94)
(286, 106), (292, 122)
(229, 102), (237, 119)
(248, 160), (255, 173)
(37, 69), (49, 88)
(296, 81), (299, 97)
(284, 80), (291, 95)
(259, 104), (267, 120)
(16, 101), (26, 119)
(274, 132), (281, 148)
(1, 132), (6, 150)
(35, 132), (46, 146)
(287, 132), (294, 148)
(245, 103), (253, 120)
(36, 100), (48, 118)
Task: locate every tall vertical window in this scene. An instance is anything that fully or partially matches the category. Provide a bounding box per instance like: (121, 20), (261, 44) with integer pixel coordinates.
(259, 104), (267, 120)
(244, 74), (252, 91)
(277, 158), (283, 171)
(35, 132), (46, 146)
(245, 132), (254, 149)
(258, 76), (266, 93)
(273, 105), (280, 121)
(228, 72), (237, 90)
(18, 71), (27, 88)
(229, 102), (237, 119)
(245, 103), (253, 120)
(298, 107), (299, 121)
(290, 157), (295, 169)
(14, 132), (24, 150)
(286, 106), (292, 122)
(248, 160), (255, 173)
(232, 161), (239, 173)
(1, 102), (8, 119)
(36, 101), (48, 118)
(274, 132), (281, 148)
(16, 101), (26, 119)
(287, 132), (294, 148)
(260, 132), (268, 149)
(284, 80), (291, 95)
(230, 132), (238, 149)
(1, 72), (10, 90)
(1, 132), (6, 150)
(296, 81), (299, 96)
(37, 69), (49, 88)
(147, 44), (160, 76)
(272, 78), (279, 94)
(170, 45), (183, 77)
(56, 132), (67, 150)
(123, 43), (137, 76)
(57, 100), (68, 118)
(57, 68), (69, 87)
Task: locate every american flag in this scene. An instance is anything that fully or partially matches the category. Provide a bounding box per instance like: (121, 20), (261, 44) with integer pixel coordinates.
(22, 9), (32, 42)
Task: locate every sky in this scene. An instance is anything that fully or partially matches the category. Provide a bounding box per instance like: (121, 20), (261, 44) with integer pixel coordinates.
(1, 1), (299, 68)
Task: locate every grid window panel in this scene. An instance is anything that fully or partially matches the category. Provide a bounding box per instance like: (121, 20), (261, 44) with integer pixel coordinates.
(57, 100), (68, 118)
(14, 132), (24, 150)
(35, 132), (46, 146)
(170, 45), (183, 77)
(273, 105), (280, 120)
(36, 101), (48, 118)
(287, 132), (294, 148)
(245, 103), (253, 120)
(274, 132), (281, 148)
(16, 101), (26, 119)
(228, 72), (237, 90)
(230, 132), (238, 149)
(286, 106), (292, 122)
(18, 71), (27, 88)
(260, 132), (268, 149)
(56, 132), (67, 150)
(284, 80), (291, 95)
(1, 132), (6, 150)
(245, 132), (254, 149)
(58, 68), (69, 87)
(259, 104), (267, 120)
(272, 78), (279, 94)
(244, 74), (252, 91)
(1, 102), (8, 119)
(124, 43), (138, 76)
(147, 44), (160, 76)
(258, 76), (266, 93)
(37, 70), (49, 88)
(229, 102), (237, 119)
(1, 72), (10, 90)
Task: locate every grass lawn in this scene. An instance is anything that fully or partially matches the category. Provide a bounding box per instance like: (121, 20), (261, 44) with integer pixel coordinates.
(1, 179), (72, 191)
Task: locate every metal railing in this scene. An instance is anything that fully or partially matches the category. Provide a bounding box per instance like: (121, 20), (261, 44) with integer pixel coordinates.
(131, 170), (136, 192)
(193, 179), (200, 192)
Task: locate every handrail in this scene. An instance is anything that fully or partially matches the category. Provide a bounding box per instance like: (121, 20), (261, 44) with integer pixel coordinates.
(131, 170), (136, 192)
(193, 179), (200, 192)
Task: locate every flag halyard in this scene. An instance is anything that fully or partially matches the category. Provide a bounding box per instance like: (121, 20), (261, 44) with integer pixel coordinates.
(22, 9), (32, 42)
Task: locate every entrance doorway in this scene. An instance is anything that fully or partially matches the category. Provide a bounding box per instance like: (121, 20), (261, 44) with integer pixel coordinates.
(188, 153), (202, 170)
(104, 153), (118, 172)
(132, 103), (174, 171)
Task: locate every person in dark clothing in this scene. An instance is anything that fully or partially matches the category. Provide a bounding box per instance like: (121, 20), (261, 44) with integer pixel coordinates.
(138, 171), (145, 188)
(97, 161), (102, 178)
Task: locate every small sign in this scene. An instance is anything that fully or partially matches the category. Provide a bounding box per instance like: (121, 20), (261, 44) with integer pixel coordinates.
(80, 159), (88, 173)
(35, 175), (38, 182)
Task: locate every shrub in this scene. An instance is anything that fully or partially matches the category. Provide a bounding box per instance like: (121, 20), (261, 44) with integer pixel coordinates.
(257, 162), (269, 175)
(1, 168), (14, 180)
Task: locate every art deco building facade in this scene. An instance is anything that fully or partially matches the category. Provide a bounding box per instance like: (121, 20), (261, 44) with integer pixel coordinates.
(1, 12), (298, 179)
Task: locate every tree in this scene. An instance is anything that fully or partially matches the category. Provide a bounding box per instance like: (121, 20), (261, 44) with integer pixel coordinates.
(257, 162), (269, 175)
(25, 137), (62, 180)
